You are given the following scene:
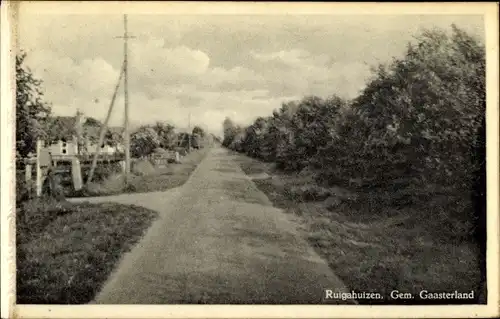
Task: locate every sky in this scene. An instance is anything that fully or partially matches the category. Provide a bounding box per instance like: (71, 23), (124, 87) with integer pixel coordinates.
(18, 12), (484, 136)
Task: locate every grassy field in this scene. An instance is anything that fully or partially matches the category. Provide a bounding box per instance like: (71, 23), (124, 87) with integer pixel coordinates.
(73, 149), (208, 197)
(233, 153), (485, 305)
(17, 197), (159, 304)
(16, 148), (207, 304)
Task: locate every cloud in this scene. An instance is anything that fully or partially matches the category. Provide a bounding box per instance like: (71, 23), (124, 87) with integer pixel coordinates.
(131, 40), (210, 77)
(18, 13), (484, 135)
(250, 49), (371, 99)
(252, 49), (306, 65)
(77, 58), (121, 94)
(186, 93), (302, 135)
(25, 51), (121, 109)
(128, 38), (211, 100)
(198, 66), (266, 91)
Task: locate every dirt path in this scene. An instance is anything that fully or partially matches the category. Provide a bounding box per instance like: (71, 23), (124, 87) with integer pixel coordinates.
(70, 146), (351, 304)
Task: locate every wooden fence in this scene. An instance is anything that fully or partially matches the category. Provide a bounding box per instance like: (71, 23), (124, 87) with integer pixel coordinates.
(52, 153), (124, 164)
(16, 141), (191, 198)
(141, 150), (180, 168)
(17, 140), (126, 197)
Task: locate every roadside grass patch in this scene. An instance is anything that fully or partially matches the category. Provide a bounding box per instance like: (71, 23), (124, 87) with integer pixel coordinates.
(131, 159), (156, 176)
(17, 198), (158, 304)
(73, 149), (208, 197)
(236, 154), (484, 304)
(221, 179), (271, 205)
(230, 152), (274, 175)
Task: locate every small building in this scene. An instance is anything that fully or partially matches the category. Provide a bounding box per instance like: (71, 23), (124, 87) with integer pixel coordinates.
(47, 138), (79, 156)
(45, 110), (124, 157)
(46, 138), (123, 156)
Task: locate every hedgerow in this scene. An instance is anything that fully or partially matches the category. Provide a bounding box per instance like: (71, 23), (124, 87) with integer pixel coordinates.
(222, 25), (485, 242)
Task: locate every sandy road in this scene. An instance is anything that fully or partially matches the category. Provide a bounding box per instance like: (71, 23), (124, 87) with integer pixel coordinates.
(71, 146), (352, 304)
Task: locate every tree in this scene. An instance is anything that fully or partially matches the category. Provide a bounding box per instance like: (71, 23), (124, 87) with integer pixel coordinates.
(192, 125), (205, 138)
(229, 128), (246, 152)
(191, 132), (202, 149)
(104, 130), (123, 148)
(177, 132), (191, 149)
(221, 116), (246, 152)
(130, 126), (161, 158)
(241, 116), (269, 159)
(45, 117), (75, 144)
(16, 51), (51, 157)
(271, 101), (300, 169)
(222, 117), (239, 147)
(283, 96), (344, 171)
(223, 24), (484, 190)
(153, 122), (176, 149)
(309, 24), (485, 195)
(347, 24), (485, 188)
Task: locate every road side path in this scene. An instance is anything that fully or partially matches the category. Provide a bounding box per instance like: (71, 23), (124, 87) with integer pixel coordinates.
(87, 146), (352, 304)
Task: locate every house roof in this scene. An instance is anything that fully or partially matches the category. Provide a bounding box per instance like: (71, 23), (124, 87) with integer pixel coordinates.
(108, 126), (124, 135)
(48, 115), (124, 143)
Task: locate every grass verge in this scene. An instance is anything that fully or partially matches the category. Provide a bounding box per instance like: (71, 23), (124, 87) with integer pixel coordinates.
(233, 152), (485, 305)
(71, 148), (208, 197)
(16, 197), (159, 304)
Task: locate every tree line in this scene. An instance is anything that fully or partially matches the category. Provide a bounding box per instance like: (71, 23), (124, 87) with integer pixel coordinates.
(222, 25), (486, 241)
(130, 122), (206, 158)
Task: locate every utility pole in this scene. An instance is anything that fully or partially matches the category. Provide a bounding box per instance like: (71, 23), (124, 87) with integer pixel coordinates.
(115, 14), (135, 183)
(123, 14), (131, 183)
(87, 15), (135, 187)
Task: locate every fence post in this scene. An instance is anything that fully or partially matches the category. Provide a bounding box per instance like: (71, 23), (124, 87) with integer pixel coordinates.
(71, 157), (83, 191)
(35, 140), (43, 197)
(25, 163), (32, 183)
(119, 160), (126, 173)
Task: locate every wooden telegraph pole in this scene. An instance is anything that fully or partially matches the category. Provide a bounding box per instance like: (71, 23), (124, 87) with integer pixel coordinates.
(123, 15), (132, 183)
(116, 14), (135, 184)
(87, 15), (134, 186)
